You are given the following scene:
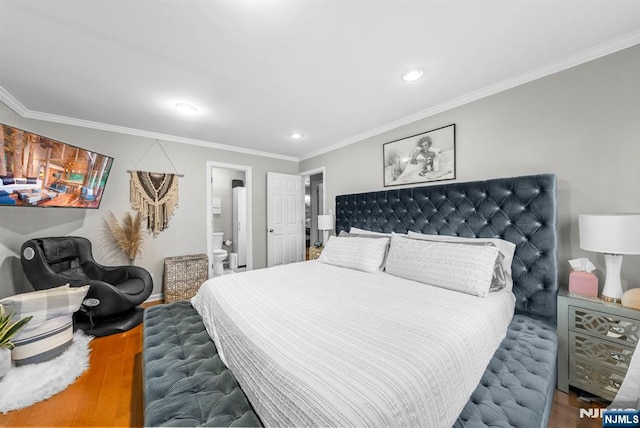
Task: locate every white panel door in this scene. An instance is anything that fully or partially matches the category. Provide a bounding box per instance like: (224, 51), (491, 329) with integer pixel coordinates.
(267, 172), (304, 267)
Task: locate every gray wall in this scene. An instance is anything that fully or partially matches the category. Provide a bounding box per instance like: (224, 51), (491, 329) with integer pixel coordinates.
(0, 102), (298, 298)
(300, 44), (640, 292)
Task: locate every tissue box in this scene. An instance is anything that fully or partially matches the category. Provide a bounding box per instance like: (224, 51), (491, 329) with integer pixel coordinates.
(569, 271), (598, 297)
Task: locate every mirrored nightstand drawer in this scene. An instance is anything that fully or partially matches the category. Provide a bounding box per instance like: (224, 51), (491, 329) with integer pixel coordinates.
(569, 306), (640, 348)
(569, 331), (635, 371)
(569, 356), (625, 401)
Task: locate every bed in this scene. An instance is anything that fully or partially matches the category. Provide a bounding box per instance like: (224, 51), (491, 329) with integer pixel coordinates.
(143, 173), (558, 427)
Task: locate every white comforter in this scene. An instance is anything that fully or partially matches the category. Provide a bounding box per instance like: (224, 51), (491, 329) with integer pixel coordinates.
(191, 261), (515, 428)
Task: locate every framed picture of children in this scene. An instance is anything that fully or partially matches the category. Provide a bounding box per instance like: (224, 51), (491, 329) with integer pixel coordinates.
(383, 124), (455, 187)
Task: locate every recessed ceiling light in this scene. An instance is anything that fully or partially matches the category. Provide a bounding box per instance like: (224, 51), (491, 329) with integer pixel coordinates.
(402, 69), (424, 82)
(290, 132), (303, 140)
(175, 102), (198, 114)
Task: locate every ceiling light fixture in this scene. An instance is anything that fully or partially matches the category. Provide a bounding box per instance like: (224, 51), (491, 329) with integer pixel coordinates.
(290, 132), (303, 140)
(402, 69), (424, 82)
(175, 102), (198, 114)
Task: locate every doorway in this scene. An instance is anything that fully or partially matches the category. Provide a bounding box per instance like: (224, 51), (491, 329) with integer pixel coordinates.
(300, 167), (326, 260)
(206, 161), (253, 278)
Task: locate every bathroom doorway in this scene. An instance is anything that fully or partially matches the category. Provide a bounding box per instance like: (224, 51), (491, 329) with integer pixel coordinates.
(300, 167), (325, 260)
(206, 161), (253, 277)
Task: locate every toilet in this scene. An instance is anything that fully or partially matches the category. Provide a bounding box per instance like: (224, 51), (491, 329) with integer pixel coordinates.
(212, 232), (228, 275)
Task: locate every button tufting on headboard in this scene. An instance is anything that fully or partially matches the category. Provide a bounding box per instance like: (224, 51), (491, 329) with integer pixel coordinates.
(335, 174), (558, 323)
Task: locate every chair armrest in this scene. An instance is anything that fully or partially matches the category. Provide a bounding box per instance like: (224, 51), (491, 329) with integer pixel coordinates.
(83, 262), (152, 296)
(83, 261), (151, 282)
(111, 265), (152, 284)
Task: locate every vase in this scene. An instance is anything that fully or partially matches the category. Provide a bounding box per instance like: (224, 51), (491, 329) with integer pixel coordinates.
(0, 347), (10, 379)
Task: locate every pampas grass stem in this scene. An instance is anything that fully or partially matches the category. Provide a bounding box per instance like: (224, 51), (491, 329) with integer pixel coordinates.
(103, 211), (145, 264)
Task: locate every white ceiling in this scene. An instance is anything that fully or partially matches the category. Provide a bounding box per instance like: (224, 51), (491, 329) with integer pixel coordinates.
(1, 1), (639, 161)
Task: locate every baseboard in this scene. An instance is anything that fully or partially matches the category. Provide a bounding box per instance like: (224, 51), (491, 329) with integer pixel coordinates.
(145, 293), (164, 303)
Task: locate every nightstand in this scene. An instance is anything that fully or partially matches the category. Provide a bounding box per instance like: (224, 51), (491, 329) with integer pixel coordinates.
(308, 246), (323, 260)
(557, 289), (640, 401)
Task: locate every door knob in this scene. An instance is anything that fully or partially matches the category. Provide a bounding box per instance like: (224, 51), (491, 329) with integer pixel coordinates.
(269, 229), (274, 233)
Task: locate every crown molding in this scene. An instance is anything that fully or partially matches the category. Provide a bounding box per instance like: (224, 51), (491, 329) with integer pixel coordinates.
(0, 87), (298, 162)
(0, 87), (29, 116)
(299, 31), (640, 161)
(2, 29), (639, 165)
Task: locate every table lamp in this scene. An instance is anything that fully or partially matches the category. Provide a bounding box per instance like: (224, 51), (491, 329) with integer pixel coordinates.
(579, 214), (640, 302)
(317, 212), (334, 247)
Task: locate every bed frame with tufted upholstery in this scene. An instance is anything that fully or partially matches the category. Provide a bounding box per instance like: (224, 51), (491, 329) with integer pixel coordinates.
(143, 173), (558, 427)
(336, 173), (558, 426)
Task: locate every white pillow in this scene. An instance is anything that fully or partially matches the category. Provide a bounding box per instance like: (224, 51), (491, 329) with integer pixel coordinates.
(338, 230), (388, 239)
(317, 235), (390, 273)
(348, 227), (391, 237)
(407, 231), (516, 291)
(385, 234), (499, 297)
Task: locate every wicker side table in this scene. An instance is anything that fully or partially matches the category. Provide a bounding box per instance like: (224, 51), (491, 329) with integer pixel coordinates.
(308, 246), (323, 260)
(163, 254), (209, 302)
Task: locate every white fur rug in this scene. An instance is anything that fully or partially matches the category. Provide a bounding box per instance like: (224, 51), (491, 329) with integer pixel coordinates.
(0, 331), (93, 413)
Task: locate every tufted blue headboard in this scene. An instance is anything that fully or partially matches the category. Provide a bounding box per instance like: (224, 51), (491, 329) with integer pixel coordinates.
(335, 173), (558, 323)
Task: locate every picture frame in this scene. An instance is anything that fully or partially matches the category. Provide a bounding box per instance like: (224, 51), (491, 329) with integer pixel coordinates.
(383, 124), (455, 187)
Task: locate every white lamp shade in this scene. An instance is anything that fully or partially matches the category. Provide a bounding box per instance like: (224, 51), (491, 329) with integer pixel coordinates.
(579, 214), (640, 255)
(317, 215), (334, 231)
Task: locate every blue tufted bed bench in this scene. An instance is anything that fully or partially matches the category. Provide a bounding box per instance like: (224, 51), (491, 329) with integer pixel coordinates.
(143, 173), (558, 427)
(144, 300), (261, 427)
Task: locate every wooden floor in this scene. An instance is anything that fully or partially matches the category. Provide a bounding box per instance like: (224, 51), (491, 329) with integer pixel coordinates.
(0, 321), (145, 428)
(549, 389), (608, 428)
(0, 302), (607, 427)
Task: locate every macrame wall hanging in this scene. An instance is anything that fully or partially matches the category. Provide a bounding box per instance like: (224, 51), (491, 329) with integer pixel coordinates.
(128, 140), (183, 235)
